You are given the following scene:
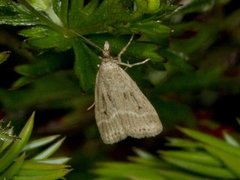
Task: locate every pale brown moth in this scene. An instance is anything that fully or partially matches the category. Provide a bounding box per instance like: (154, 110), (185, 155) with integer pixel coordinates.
(95, 36), (162, 144)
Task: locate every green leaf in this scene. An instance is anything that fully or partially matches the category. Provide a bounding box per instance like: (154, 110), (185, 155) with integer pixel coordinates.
(83, 0), (100, 15)
(25, 0), (52, 11)
(0, 153), (25, 179)
(156, 67), (222, 93)
(37, 157), (70, 164)
(153, 98), (196, 127)
(223, 132), (240, 147)
(159, 49), (194, 73)
(73, 38), (98, 92)
(57, 0), (68, 25)
(158, 169), (203, 180)
(11, 77), (33, 89)
(166, 138), (202, 149)
(0, 112), (34, 173)
(16, 161), (71, 180)
(19, 27), (72, 51)
(94, 162), (165, 180)
(0, 51), (10, 64)
(179, 128), (240, 158)
(90, 34), (165, 63)
(205, 145), (240, 177)
(0, 0), (38, 26)
(134, 0), (161, 14)
(0, 125), (19, 142)
(177, 0), (215, 14)
(22, 160), (69, 170)
(131, 21), (170, 44)
(22, 135), (60, 151)
(160, 150), (222, 167)
(15, 52), (71, 77)
(32, 137), (65, 160)
(162, 156), (235, 178)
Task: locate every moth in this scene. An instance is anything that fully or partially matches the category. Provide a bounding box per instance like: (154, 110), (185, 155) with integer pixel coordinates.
(95, 36), (162, 144)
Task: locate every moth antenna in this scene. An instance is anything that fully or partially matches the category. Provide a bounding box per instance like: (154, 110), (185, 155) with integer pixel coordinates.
(69, 30), (103, 51)
(117, 34), (135, 62)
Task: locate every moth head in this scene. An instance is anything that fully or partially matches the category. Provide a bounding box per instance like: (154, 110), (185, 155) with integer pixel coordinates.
(102, 41), (111, 58)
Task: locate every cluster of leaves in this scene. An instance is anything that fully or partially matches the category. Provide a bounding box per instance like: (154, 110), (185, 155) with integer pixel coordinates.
(0, 0), (177, 91)
(0, 0), (183, 135)
(0, 113), (71, 180)
(94, 127), (240, 179)
(0, 0), (240, 178)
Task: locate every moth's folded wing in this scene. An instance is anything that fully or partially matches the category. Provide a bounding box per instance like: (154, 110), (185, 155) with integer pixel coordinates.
(95, 68), (127, 144)
(112, 67), (163, 138)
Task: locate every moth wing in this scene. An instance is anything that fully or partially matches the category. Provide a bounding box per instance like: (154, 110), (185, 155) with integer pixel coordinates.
(95, 62), (162, 144)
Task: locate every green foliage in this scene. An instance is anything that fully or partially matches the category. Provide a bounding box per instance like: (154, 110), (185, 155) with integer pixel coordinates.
(0, 113), (71, 179)
(0, 0), (197, 128)
(0, 0), (240, 178)
(0, 0), (175, 91)
(94, 128), (240, 179)
(0, 51), (10, 64)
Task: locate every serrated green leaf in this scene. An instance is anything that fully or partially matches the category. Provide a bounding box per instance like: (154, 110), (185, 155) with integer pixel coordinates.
(22, 135), (60, 151)
(73, 38), (98, 92)
(0, 153), (25, 179)
(19, 27), (72, 51)
(15, 52), (71, 77)
(179, 128), (240, 158)
(0, 1), (39, 26)
(1, 72), (80, 110)
(0, 128), (16, 153)
(68, 0), (84, 28)
(69, 0), (133, 32)
(131, 21), (170, 43)
(163, 156), (235, 178)
(32, 137), (65, 160)
(90, 35), (164, 62)
(0, 112), (34, 173)
(0, 126), (19, 142)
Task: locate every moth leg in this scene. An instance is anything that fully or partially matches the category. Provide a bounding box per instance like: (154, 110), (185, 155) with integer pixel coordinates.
(118, 58), (150, 68)
(117, 34), (134, 63)
(87, 102), (95, 111)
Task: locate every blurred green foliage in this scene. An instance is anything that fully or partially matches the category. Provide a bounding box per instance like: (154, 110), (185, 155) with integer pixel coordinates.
(0, 0), (239, 179)
(0, 113), (71, 179)
(95, 127), (240, 179)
